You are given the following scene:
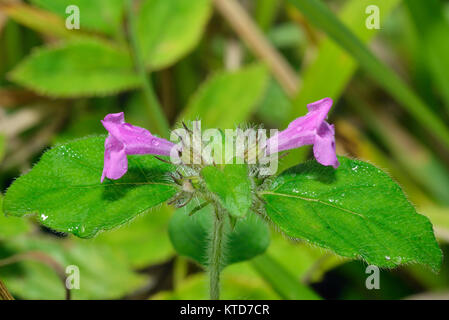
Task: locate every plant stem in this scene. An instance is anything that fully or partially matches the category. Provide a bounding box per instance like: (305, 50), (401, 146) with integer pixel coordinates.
(0, 279), (13, 300)
(126, 0), (170, 137)
(209, 206), (225, 300)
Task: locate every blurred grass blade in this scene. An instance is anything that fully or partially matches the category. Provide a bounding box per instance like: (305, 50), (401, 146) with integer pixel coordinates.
(127, 0), (170, 137)
(0, 279), (14, 300)
(30, 0), (125, 37)
(255, 0), (280, 31)
(405, 0), (449, 113)
(178, 64), (269, 128)
(0, 3), (77, 39)
(278, 0), (400, 172)
(214, 0), (298, 96)
(347, 94), (449, 206)
(289, 0), (400, 119)
(251, 254), (321, 300)
(287, 0), (449, 150)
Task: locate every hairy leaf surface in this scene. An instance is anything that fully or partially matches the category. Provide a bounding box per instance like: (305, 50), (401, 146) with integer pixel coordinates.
(261, 157), (442, 271)
(4, 136), (177, 238)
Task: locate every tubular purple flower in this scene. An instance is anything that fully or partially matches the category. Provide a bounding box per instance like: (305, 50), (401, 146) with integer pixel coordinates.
(101, 112), (175, 182)
(266, 98), (339, 169)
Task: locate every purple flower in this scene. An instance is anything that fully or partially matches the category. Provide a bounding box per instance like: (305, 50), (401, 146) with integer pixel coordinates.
(266, 98), (339, 168)
(101, 112), (175, 182)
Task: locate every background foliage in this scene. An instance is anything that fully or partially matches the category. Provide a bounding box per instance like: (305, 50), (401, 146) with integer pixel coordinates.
(1, 0), (449, 300)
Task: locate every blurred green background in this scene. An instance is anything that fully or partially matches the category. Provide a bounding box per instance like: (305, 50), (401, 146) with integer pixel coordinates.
(1, 0), (449, 300)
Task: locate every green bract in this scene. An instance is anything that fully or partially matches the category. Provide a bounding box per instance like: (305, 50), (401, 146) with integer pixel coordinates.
(201, 164), (252, 219)
(3, 136), (177, 238)
(261, 157), (442, 272)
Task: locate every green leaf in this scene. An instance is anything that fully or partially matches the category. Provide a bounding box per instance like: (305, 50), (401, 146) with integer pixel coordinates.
(30, 0), (125, 36)
(169, 204), (270, 268)
(261, 156), (442, 272)
(251, 254), (321, 300)
(201, 165), (252, 218)
(178, 64), (269, 128)
(137, 0), (212, 70)
(0, 194), (30, 240)
(0, 236), (147, 300)
(93, 205), (175, 268)
(3, 136), (178, 238)
(9, 38), (140, 98)
(287, 0), (449, 150)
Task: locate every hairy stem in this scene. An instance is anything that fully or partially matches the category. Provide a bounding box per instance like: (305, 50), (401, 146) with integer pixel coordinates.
(209, 206), (225, 300)
(0, 279), (13, 300)
(126, 0), (170, 137)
